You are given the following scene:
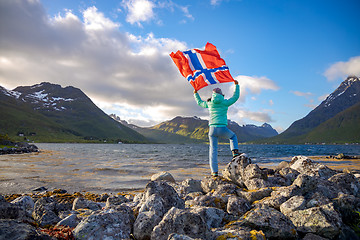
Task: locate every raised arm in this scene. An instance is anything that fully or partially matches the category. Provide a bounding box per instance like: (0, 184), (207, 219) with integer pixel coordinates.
(194, 90), (208, 108)
(225, 80), (240, 106)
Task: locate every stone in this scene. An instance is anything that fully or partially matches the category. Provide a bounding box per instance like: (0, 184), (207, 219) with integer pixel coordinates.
(0, 219), (48, 239)
(138, 193), (166, 215)
(275, 161), (290, 170)
(0, 201), (26, 220)
(151, 171), (176, 183)
(73, 205), (135, 240)
(244, 178), (271, 190)
(167, 233), (195, 240)
(226, 196), (251, 217)
(236, 187), (273, 203)
(306, 192), (330, 208)
(280, 195), (306, 215)
(151, 207), (210, 240)
(246, 206), (298, 239)
(302, 233), (329, 240)
(213, 226), (266, 240)
(55, 214), (79, 228)
(11, 195), (34, 214)
(222, 154), (252, 187)
(139, 181), (185, 213)
(178, 178), (203, 197)
(333, 193), (360, 226)
(201, 176), (234, 193)
(133, 210), (163, 240)
(290, 156), (337, 179)
(328, 172), (360, 196)
(190, 206), (226, 229)
(72, 197), (102, 211)
(32, 197), (61, 227)
(188, 194), (227, 210)
(286, 203), (342, 239)
(240, 206), (297, 239)
(105, 195), (129, 209)
(243, 164), (268, 180)
(278, 167), (300, 185)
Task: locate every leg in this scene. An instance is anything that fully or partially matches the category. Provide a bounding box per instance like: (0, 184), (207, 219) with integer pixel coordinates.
(217, 127), (239, 156)
(208, 126), (219, 174)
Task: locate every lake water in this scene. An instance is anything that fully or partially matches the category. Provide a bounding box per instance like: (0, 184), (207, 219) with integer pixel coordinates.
(0, 143), (359, 195)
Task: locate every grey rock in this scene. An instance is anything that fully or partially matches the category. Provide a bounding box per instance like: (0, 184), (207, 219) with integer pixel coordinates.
(139, 181), (185, 213)
(190, 206), (226, 229)
(290, 156), (337, 179)
(212, 226), (266, 240)
(73, 205), (135, 240)
(222, 154), (252, 187)
(178, 179), (203, 197)
(302, 233), (329, 240)
(188, 194), (227, 210)
(280, 195), (306, 215)
(226, 196), (251, 217)
(0, 200), (26, 220)
(133, 210), (163, 240)
(105, 195), (129, 209)
(183, 192), (203, 201)
(201, 176), (234, 193)
(0, 219), (49, 240)
(236, 187), (273, 203)
(244, 178), (271, 190)
(333, 193), (360, 226)
(243, 164), (267, 180)
(32, 197), (60, 227)
(292, 174), (318, 194)
(55, 213), (79, 228)
(328, 172), (360, 196)
(306, 192), (330, 208)
(139, 192), (166, 215)
(286, 203), (342, 239)
(167, 233), (196, 240)
(11, 195), (34, 216)
(151, 207), (210, 240)
(72, 197), (102, 211)
(151, 171), (176, 183)
(278, 167), (300, 185)
(240, 206), (298, 239)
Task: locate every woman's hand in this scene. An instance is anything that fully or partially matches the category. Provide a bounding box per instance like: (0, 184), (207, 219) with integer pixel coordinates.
(234, 80), (238, 85)
(194, 89), (198, 93)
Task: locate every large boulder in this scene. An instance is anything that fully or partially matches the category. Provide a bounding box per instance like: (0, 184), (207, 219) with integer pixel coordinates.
(0, 219), (49, 239)
(280, 195), (306, 215)
(289, 156), (337, 179)
(133, 210), (163, 240)
(151, 207), (210, 240)
(236, 187), (273, 203)
(32, 197), (61, 227)
(238, 206), (298, 239)
(150, 171), (176, 183)
(222, 154), (252, 187)
(190, 206), (227, 229)
(73, 205), (135, 240)
(328, 173), (360, 196)
(137, 181), (185, 214)
(72, 197), (102, 211)
(226, 196), (251, 217)
(286, 203), (343, 239)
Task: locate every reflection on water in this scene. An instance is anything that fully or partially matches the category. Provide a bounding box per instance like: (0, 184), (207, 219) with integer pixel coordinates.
(0, 143), (359, 195)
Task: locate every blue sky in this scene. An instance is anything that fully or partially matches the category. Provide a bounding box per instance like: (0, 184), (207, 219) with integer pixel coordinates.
(1, 0), (359, 133)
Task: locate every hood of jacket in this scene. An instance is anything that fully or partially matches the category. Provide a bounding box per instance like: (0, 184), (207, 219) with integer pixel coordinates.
(211, 92), (224, 104)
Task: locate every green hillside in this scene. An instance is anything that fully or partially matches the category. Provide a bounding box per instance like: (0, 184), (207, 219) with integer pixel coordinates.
(0, 83), (148, 143)
(302, 102), (360, 143)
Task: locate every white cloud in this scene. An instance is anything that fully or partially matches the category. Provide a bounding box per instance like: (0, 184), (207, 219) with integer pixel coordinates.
(0, 0), (277, 127)
(122, 0), (155, 26)
(324, 56), (360, 81)
(232, 107), (274, 124)
(290, 90), (313, 97)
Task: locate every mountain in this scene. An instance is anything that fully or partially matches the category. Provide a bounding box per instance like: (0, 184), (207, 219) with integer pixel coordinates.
(0, 82), (148, 143)
(113, 116), (278, 143)
(265, 76), (360, 143)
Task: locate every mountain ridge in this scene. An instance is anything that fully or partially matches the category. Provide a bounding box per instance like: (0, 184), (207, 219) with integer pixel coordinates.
(0, 82), (148, 143)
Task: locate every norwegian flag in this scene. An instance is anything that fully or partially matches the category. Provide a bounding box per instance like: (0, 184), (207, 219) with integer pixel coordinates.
(170, 42), (235, 91)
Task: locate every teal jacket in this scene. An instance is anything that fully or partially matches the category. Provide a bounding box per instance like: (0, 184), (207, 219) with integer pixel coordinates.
(194, 84), (240, 126)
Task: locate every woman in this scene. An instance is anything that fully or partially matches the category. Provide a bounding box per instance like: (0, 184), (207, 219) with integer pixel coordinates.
(194, 80), (240, 177)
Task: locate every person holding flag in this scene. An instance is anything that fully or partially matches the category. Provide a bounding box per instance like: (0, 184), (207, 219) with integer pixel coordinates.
(194, 81), (240, 177)
(170, 42), (241, 177)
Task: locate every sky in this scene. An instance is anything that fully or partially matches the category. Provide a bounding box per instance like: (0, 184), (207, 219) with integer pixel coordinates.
(0, 0), (360, 133)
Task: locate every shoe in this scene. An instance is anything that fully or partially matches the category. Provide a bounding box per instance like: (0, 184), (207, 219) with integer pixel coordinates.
(232, 149), (240, 158)
(212, 172), (218, 177)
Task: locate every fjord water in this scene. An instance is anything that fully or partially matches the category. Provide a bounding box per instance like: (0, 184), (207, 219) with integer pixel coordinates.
(1, 143), (359, 195)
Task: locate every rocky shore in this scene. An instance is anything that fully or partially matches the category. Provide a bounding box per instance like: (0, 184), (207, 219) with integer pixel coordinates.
(1, 155), (360, 240)
(0, 140), (39, 155)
